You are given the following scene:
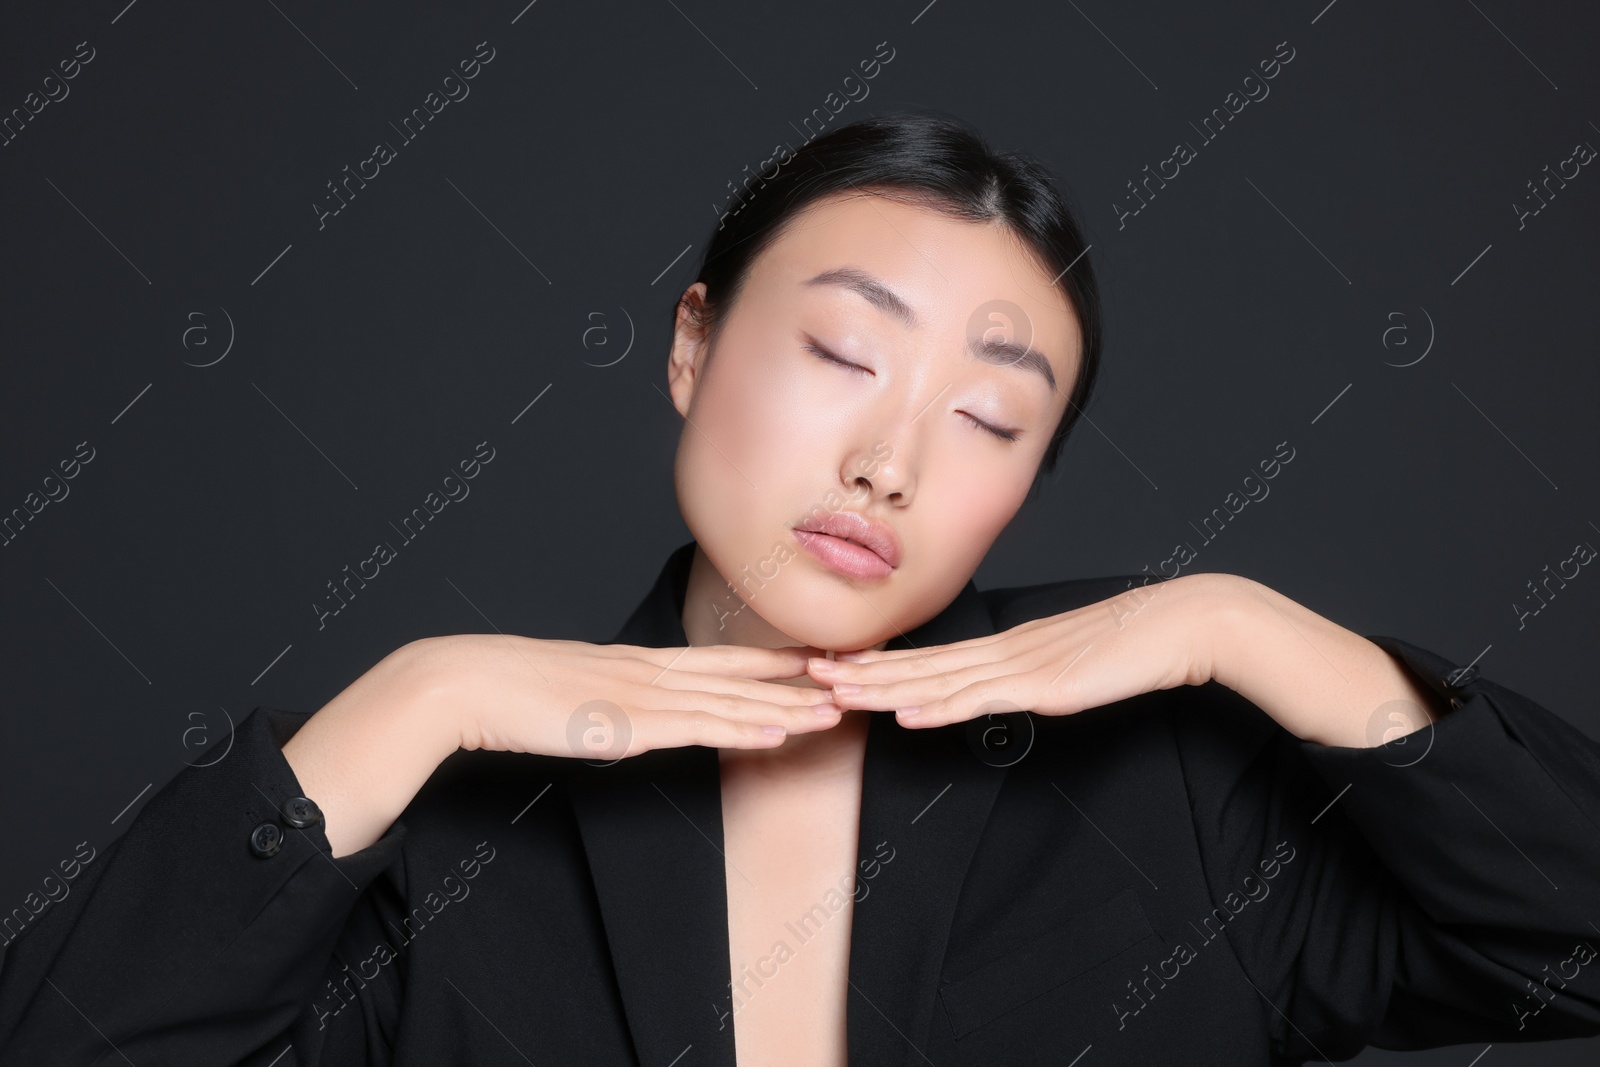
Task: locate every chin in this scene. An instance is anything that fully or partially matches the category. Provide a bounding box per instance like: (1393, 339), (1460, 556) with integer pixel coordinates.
(739, 593), (887, 651)
(799, 624), (889, 655)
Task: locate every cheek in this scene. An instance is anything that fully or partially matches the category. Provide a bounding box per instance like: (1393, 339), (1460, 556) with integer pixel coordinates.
(933, 438), (1032, 528)
(886, 451), (1029, 630)
(675, 349), (828, 571)
(693, 344), (844, 468)
(938, 469), (1024, 570)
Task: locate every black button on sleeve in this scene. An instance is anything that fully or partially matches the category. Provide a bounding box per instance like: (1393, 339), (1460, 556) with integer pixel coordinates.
(281, 795), (324, 829)
(248, 821), (283, 858)
(1441, 664), (1481, 709)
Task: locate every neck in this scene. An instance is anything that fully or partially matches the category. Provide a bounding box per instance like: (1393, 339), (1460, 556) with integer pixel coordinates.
(681, 542), (884, 771)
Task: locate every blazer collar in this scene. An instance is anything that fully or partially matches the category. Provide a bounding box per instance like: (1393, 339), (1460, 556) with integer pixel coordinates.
(568, 540), (1009, 1066)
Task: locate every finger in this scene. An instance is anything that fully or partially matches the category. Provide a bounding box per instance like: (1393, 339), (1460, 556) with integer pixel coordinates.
(809, 645), (984, 685)
(638, 685), (843, 735)
(812, 633), (1036, 694)
(832, 633), (1017, 675)
(651, 670), (845, 709)
(833, 613), (1076, 665)
(626, 642), (822, 680)
(634, 707), (794, 752)
(822, 660), (995, 712)
(822, 622), (1074, 681)
(891, 674), (1036, 729)
(832, 631), (1012, 666)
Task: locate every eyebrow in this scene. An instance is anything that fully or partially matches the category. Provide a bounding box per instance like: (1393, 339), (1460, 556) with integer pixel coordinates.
(803, 266), (1058, 393)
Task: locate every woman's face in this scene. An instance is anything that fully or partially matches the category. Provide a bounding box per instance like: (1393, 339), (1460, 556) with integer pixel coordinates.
(669, 189), (1082, 651)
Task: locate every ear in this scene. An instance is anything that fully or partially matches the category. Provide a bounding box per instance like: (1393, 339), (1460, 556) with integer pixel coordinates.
(667, 282), (713, 419)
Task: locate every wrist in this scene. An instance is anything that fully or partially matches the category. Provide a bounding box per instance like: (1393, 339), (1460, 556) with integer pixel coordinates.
(1173, 572), (1257, 688)
(379, 637), (468, 760)
(1190, 576), (1440, 747)
(284, 640), (462, 857)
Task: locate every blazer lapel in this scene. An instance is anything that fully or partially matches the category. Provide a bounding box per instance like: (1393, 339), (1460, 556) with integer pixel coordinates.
(846, 566), (1010, 1066)
(568, 541), (739, 1065)
(568, 540), (1011, 1066)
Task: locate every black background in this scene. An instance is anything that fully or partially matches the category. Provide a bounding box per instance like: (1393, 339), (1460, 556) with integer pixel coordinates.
(1, 0), (1596, 1062)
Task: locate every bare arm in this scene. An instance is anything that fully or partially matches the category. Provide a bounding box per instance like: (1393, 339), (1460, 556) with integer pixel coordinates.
(283, 633), (843, 857)
(0, 633), (834, 1062)
(281, 640), (462, 858)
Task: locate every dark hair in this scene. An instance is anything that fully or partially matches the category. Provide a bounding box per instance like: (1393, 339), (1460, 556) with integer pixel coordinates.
(676, 107), (1104, 500)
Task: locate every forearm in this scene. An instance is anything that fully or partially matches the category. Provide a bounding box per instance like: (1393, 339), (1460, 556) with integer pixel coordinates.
(1204, 575), (1450, 748)
(282, 640), (462, 857)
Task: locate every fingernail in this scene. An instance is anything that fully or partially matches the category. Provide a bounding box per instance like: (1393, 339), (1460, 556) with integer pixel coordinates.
(897, 706), (921, 717)
(762, 724), (786, 735)
(832, 683), (862, 696)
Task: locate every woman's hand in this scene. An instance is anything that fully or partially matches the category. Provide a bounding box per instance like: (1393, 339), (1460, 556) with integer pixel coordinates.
(416, 633), (844, 758)
(805, 573), (1226, 728)
(286, 635), (843, 856)
(804, 572), (1449, 749)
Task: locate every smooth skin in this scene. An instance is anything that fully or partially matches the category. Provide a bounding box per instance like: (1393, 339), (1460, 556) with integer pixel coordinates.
(280, 187), (1445, 1067)
(280, 636), (843, 859)
(808, 571), (1448, 747)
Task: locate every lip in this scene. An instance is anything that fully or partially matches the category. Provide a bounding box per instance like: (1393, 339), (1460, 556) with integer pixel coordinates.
(792, 510), (902, 578)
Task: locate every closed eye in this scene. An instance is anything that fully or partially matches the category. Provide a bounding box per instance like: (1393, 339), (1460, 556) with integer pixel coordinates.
(804, 341), (1021, 443)
(970, 416), (1021, 442)
(805, 342), (870, 375)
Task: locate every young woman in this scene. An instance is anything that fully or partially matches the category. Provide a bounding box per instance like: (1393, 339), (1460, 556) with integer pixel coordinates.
(3, 110), (1598, 1066)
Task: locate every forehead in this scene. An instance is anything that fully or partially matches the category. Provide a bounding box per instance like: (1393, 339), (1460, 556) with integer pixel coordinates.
(746, 190), (1082, 388)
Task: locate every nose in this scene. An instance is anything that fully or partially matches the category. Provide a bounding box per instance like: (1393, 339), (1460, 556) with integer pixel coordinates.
(843, 357), (942, 506)
(844, 434), (911, 505)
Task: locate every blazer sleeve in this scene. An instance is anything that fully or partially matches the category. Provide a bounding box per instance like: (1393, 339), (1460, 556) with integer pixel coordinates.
(1172, 634), (1600, 1062)
(0, 704), (414, 1066)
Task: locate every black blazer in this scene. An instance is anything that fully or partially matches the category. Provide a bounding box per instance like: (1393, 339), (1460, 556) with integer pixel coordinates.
(4, 540), (1599, 1066)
